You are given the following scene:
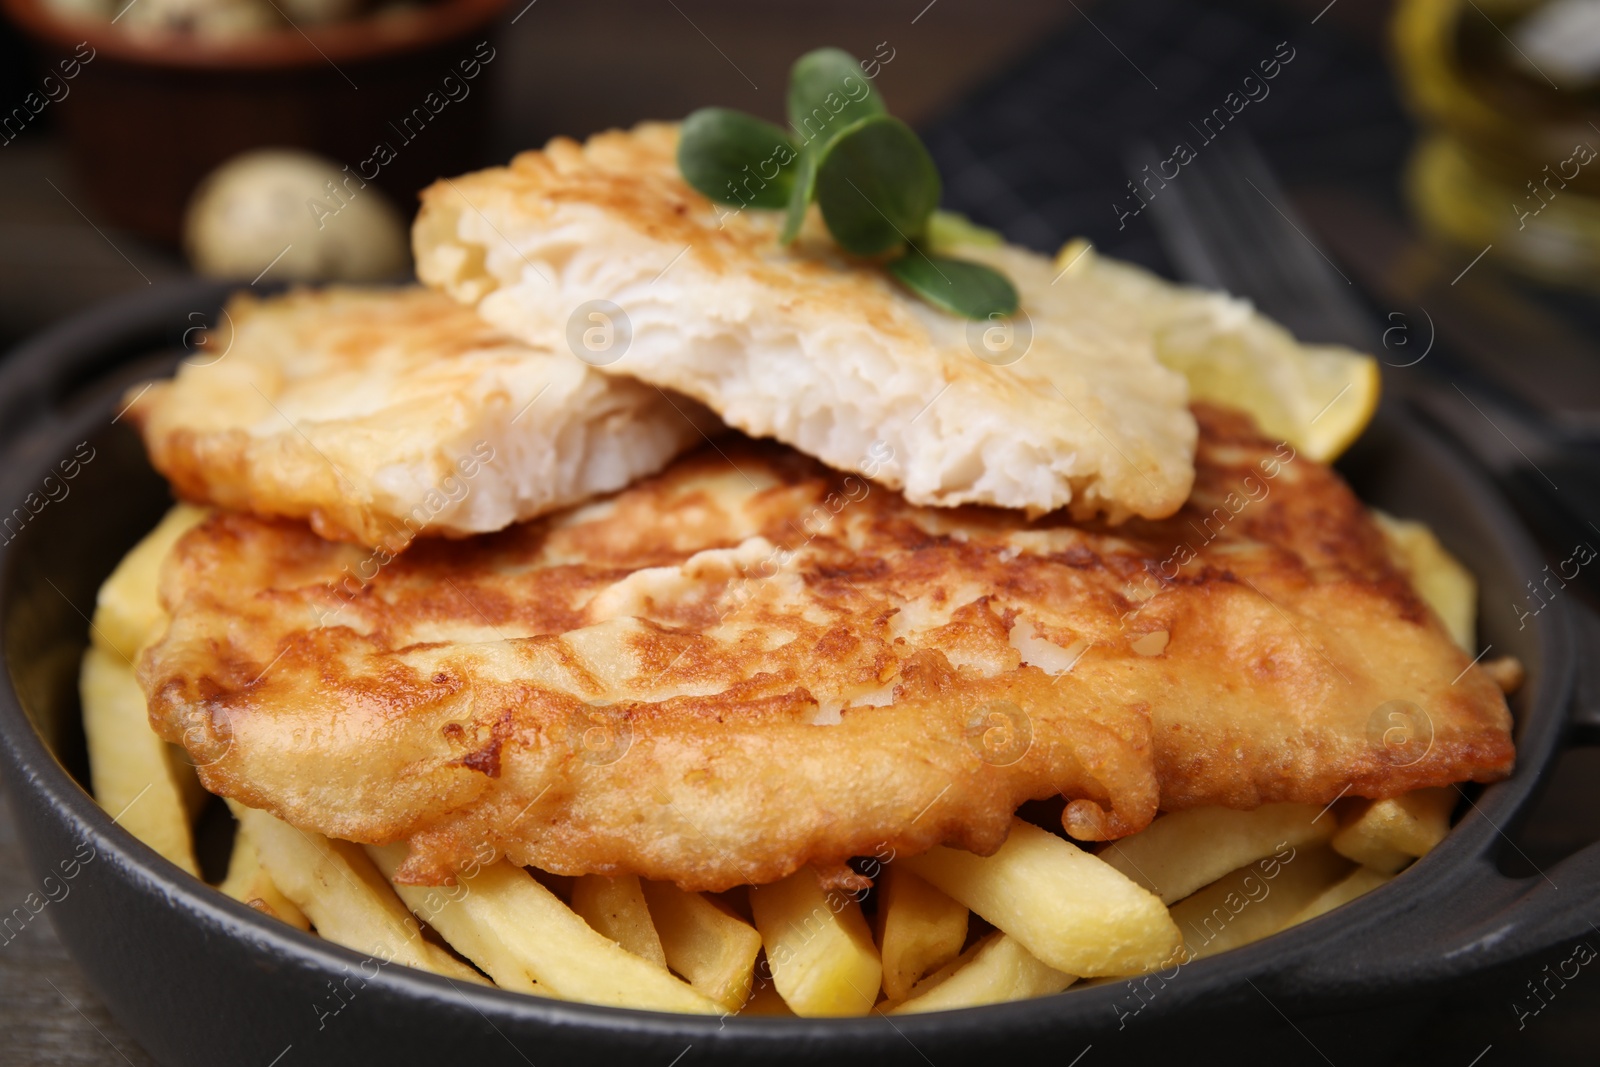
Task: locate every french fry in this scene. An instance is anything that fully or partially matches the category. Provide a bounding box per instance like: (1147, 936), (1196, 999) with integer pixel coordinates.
(365, 847), (536, 995)
(874, 866), (968, 1002)
(92, 505), (214, 818)
(1358, 788), (1455, 865)
(79, 646), (199, 876)
(714, 884), (753, 922)
(640, 879), (763, 1011)
(892, 933), (1074, 1014)
(367, 845), (717, 1012)
(218, 820), (311, 931)
(570, 874), (668, 969)
(1166, 846), (1350, 961)
(901, 819), (1179, 977)
(1373, 510), (1476, 651)
(1100, 803), (1336, 905)
(1331, 841), (1409, 875)
(748, 869), (882, 1017)
(1284, 866), (1393, 927)
(91, 504), (209, 662)
(1481, 656), (1525, 693)
(1331, 788), (1455, 874)
(80, 504), (1474, 1017)
(743, 977), (796, 1016)
(232, 802), (483, 983)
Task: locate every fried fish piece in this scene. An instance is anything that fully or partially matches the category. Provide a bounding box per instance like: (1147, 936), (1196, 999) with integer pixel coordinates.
(128, 286), (714, 548)
(413, 123), (1196, 523)
(141, 405), (1512, 891)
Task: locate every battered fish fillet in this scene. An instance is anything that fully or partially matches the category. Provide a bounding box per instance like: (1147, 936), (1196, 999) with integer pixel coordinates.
(128, 286), (714, 548)
(140, 406), (1513, 892)
(412, 123), (1196, 523)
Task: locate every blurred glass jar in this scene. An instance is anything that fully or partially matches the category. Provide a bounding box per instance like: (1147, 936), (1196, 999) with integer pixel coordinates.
(1393, 0), (1600, 288)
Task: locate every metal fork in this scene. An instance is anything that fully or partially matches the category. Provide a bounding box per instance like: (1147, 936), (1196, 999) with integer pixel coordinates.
(1136, 133), (1600, 581)
(1132, 135), (1375, 353)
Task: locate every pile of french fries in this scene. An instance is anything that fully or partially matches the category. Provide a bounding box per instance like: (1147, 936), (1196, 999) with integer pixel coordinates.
(75, 507), (1491, 1017)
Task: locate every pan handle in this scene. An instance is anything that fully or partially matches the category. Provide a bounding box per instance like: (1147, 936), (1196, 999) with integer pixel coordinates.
(1289, 599), (1600, 993)
(1567, 600), (1600, 747)
(1453, 598), (1600, 960)
(0, 278), (239, 454)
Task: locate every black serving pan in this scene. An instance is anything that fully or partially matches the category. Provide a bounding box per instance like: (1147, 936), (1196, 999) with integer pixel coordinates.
(1, 280), (1597, 1067)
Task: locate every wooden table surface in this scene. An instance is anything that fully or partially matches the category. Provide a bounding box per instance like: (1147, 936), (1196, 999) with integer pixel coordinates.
(0, 784), (159, 1066)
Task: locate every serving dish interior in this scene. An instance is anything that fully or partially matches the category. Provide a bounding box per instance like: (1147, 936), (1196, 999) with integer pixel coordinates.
(0, 334), (1563, 1064)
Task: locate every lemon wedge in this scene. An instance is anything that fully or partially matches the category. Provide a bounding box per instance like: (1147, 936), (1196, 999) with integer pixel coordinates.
(1052, 239), (1380, 462)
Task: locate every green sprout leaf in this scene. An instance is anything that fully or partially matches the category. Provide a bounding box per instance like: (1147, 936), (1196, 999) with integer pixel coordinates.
(677, 107), (797, 210)
(676, 47), (1018, 319)
(786, 48), (887, 157)
(887, 252), (1019, 320)
(814, 115), (941, 256)
(779, 48), (885, 245)
(779, 148), (817, 244)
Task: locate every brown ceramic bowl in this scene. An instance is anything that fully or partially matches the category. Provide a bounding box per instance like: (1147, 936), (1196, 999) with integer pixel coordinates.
(2, 0), (510, 242)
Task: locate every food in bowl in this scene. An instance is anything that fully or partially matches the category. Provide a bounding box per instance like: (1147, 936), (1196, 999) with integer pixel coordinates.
(128, 285), (713, 544)
(48, 0), (404, 36)
(182, 151), (411, 285)
(77, 47), (1518, 1020)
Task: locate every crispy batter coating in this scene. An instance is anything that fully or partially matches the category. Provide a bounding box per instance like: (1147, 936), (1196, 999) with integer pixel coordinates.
(141, 406), (1512, 890)
(129, 286), (712, 548)
(413, 123), (1196, 522)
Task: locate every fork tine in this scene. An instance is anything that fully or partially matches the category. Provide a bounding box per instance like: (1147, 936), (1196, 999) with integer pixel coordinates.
(1123, 140), (1229, 291)
(1136, 139), (1275, 311)
(1173, 148), (1289, 313)
(1227, 138), (1354, 308)
(1139, 130), (1376, 351)
(1198, 149), (1300, 311)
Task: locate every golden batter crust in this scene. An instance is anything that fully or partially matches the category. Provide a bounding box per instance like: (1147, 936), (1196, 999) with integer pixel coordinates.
(141, 406), (1512, 890)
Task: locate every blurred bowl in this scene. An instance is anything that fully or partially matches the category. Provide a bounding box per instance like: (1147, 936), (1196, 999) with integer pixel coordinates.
(2, 0), (510, 242)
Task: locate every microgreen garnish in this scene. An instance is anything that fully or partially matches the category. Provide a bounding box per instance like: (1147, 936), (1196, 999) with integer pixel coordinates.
(677, 108), (797, 211)
(677, 47), (1017, 320)
(887, 252), (1019, 320)
(786, 47), (887, 151)
(813, 115), (941, 256)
